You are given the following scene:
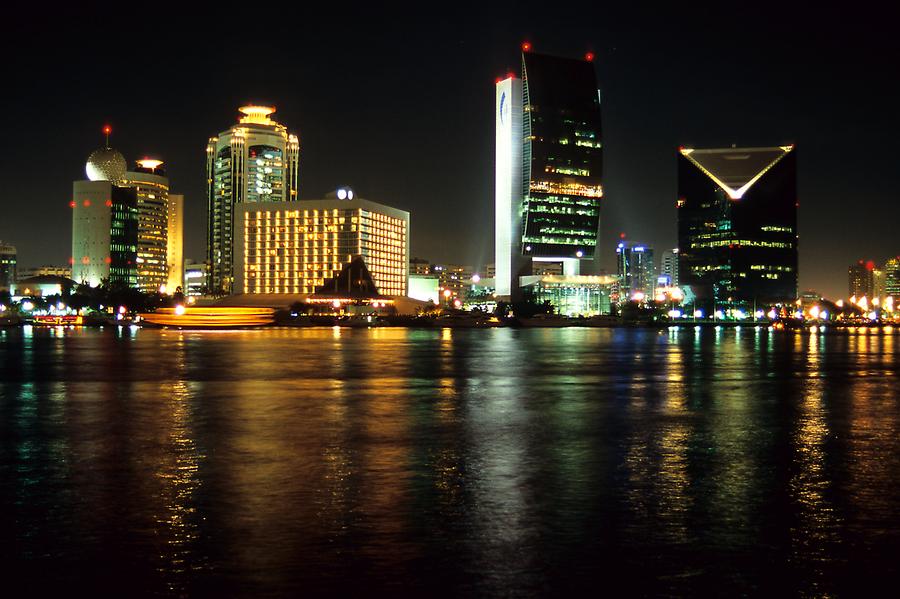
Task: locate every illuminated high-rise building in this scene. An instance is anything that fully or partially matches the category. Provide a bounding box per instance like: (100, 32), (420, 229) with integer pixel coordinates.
(167, 194), (184, 293)
(124, 159), (169, 292)
(873, 267), (886, 299)
(849, 260), (875, 299)
(884, 257), (900, 297)
(677, 145), (798, 310)
(616, 241), (656, 298)
(661, 248), (679, 287)
(72, 142), (138, 288)
(234, 189), (408, 296)
(495, 46), (602, 297)
(0, 241), (16, 291)
(207, 105), (300, 294)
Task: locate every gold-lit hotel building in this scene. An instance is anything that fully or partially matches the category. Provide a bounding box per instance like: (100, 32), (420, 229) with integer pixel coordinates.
(234, 189), (409, 296)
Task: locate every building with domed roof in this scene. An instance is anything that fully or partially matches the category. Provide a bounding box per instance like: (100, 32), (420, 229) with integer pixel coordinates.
(72, 130), (185, 292)
(206, 105), (300, 295)
(72, 141), (138, 288)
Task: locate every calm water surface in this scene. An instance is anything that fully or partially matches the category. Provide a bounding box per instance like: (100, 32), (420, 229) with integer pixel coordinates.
(1, 326), (899, 596)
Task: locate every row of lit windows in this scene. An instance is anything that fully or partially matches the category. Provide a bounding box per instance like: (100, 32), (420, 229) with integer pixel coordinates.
(691, 240), (793, 249)
(749, 265), (793, 271)
(530, 180), (603, 198)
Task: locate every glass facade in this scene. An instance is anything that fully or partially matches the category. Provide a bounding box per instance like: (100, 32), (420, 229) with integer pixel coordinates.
(125, 166), (169, 293)
(616, 242), (656, 298)
(848, 260), (874, 298)
(524, 275), (615, 316)
(108, 186), (139, 287)
(521, 51), (602, 260)
(677, 146), (798, 310)
(885, 258), (900, 297)
(207, 106), (300, 295)
(240, 200), (408, 296)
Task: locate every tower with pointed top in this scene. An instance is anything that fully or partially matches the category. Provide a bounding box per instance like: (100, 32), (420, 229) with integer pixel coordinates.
(677, 145), (798, 311)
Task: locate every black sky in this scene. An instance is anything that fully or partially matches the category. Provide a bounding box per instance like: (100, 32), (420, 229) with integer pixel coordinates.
(1, 1), (897, 299)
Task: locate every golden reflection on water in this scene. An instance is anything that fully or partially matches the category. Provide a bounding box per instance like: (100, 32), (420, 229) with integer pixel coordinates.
(790, 347), (838, 593)
(153, 380), (204, 593)
(3, 326), (900, 595)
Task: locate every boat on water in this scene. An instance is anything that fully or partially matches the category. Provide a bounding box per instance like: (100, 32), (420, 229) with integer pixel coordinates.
(139, 306), (275, 329)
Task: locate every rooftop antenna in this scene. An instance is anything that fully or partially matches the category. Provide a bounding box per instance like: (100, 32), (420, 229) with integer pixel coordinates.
(102, 125), (112, 148)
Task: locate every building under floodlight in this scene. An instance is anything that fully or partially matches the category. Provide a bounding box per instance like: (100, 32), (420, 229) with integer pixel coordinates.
(495, 46), (603, 298)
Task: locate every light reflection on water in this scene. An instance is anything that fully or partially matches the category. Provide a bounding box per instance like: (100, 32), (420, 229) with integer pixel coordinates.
(1, 326), (899, 596)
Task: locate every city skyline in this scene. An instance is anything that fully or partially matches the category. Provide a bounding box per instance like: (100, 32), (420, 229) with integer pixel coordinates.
(1, 4), (898, 300)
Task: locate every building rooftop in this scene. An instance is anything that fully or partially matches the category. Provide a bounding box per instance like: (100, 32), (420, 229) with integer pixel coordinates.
(679, 145), (794, 199)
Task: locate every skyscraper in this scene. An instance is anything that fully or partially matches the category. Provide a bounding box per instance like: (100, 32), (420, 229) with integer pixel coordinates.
(495, 47), (602, 297)
(124, 159), (169, 292)
(207, 105), (300, 294)
(885, 257), (900, 298)
(0, 241), (15, 291)
(72, 144), (138, 288)
(660, 248), (679, 287)
(849, 260), (875, 299)
(167, 194), (184, 293)
(616, 241), (656, 298)
(677, 145), (798, 310)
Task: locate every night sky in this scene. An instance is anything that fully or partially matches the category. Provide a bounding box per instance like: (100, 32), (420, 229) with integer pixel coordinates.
(2, 2), (897, 300)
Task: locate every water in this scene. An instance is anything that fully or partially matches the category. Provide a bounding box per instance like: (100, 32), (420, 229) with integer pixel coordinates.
(1, 325), (899, 596)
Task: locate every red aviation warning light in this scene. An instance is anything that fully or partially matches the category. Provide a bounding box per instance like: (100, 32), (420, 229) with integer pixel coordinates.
(585, 52), (595, 61)
(521, 41), (532, 52)
(102, 125), (112, 135)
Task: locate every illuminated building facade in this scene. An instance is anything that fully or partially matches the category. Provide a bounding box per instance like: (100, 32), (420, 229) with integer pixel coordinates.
(849, 260), (875, 298)
(661, 248), (679, 287)
(207, 105), (300, 294)
(495, 47), (602, 296)
(677, 145), (798, 310)
(124, 160), (169, 292)
(71, 180), (138, 288)
(885, 257), (900, 297)
(234, 191), (408, 296)
(616, 241), (656, 298)
(184, 260), (207, 296)
(432, 263), (474, 299)
(167, 194), (184, 293)
(18, 265), (72, 279)
(0, 241), (15, 291)
(873, 267), (886, 299)
(408, 274), (440, 304)
(520, 274), (615, 316)
(410, 257), (431, 275)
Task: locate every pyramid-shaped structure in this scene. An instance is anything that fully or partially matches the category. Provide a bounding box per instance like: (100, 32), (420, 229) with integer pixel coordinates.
(311, 256), (387, 299)
(680, 145), (793, 199)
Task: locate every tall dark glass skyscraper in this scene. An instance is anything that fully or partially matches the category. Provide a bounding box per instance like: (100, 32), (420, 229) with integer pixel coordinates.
(495, 48), (602, 296)
(677, 145), (798, 311)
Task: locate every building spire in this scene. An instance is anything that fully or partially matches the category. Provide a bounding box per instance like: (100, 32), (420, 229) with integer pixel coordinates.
(102, 124), (112, 148)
